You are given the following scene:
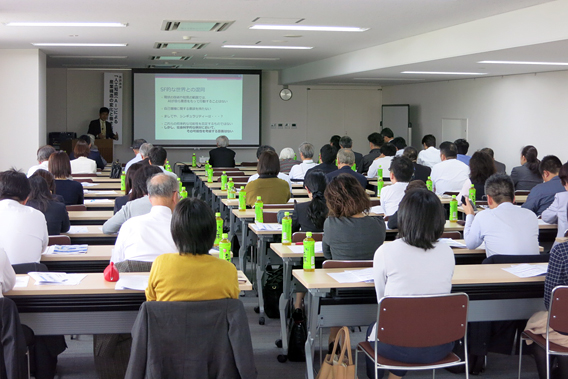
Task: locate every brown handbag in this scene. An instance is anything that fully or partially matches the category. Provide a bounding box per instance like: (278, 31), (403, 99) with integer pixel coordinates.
(316, 326), (357, 379)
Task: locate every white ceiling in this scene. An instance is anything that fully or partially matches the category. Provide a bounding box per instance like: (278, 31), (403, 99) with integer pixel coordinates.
(1, 0), (566, 85)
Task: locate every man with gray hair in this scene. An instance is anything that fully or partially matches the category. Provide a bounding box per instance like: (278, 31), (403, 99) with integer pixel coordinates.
(339, 136), (363, 170)
(27, 145), (56, 177)
(325, 148), (367, 188)
(111, 173), (178, 267)
(139, 142), (154, 163)
(209, 135), (236, 167)
(289, 142), (317, 180)
(463, 173), (539, 257)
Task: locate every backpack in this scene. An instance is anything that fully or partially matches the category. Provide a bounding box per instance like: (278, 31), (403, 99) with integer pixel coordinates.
(110, 161), (122, 179)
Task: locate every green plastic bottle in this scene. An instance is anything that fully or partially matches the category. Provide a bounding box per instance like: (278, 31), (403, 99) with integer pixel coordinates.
(177, 178), (182, 193)
(180, 186), (188, 199)
(351, 163), (357, 171)
(207, 167), (213, 183)
(377, 165), (383, 179)
(192, 153), (196, 167)
(120, 171), (126, 191)
(221, 171), (228, 190)
(282, 212), (292, 245)
(426, 176), (433, 191)
(254, 196), (263, 223)
(303, 232), (315, 272)
(219, 233), (231, 262)
(449, 195), (458, 223)
(214, 212), (223, 246)
(376, 176), (384, 197)
(468, 184), (476, 208)
(238, 187), (246, 212)
(227, 177), (234, 193)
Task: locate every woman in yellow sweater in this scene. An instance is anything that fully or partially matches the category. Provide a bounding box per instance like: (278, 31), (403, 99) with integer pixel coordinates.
(145, 197), (239, 301)
(244, 150), (291, 206)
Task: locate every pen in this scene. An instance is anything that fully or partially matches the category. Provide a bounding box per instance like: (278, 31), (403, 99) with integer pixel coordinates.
(295, 242), (303, 245)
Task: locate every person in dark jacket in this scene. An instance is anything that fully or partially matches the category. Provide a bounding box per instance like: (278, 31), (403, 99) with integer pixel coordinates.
(292, 170), (328, 233)
(339, 135), (363, 170)
(208, 135), (236, 168)
(48, 151), (84, 205)
(305, 144), (338, 177)
(402, 146), (431, 183)
(69, 135), (106, 170)
(26, 176), (70, 236)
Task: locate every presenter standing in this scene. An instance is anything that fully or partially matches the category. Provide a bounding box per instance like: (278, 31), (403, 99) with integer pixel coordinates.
(88, 107), (119, 140)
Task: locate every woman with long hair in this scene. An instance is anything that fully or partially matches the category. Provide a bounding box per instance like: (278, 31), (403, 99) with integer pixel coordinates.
(511, 145), (542, 190)
(292, 170), (328, 232)
(49, 151), (84, 205)
(458, 151), (496, 203)
(26, 176), (70, 235)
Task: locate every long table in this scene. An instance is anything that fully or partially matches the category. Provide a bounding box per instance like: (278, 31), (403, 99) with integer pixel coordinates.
(63, 225), (117, 245)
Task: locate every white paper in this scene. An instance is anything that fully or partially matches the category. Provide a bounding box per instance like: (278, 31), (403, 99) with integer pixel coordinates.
(29, 272), (87, 286)
(438, 238), (468, 249)
(254, 222), (282, 231)
(85, 199), (114, 204)
(15, 276), (29, 288)
(287, 241), (323, 254)
(66, 226), (88, 234)
(369, 205), (383, 215)
(538, 219), (555, 227)
(328, 272), (365, 283)
(44, 245), (88, 255)
(502, 263), (548, 278)
(81, 182), (97, 187)
(115, 275), (149, 291)
(346, 267), (375, 282)
(90, 190), (118, 195)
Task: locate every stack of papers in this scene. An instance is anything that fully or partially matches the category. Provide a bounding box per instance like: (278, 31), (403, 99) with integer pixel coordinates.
(84, 199), (114, 204)
(328, 268), (375, 283)
(438, 238), (468, 249)
(115, 275), (149, 291)
(81, 182), (97, 187)
(66, 226), (89, 234)
(288, 241), (323, 255)
(28, 272), (87, 286)
(503, 264), (548, 278)
(90, 190), (118, 195)
(44, 245), (88, 255)
(15, 276), (29, 288)
(254, 223), (282, 231)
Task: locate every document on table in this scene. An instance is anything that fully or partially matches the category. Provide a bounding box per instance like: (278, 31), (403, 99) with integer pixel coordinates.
(254, 223), (282, 231)
(328, 268), (375, 283)
(66, 226), (89, 234)
(28, 272), (87, 286)
(90, 190), (118, 195)
(538, 219), (555, 227)
(85, 199), (114, 204)
(502, 263), (548, 278)
(81, 182), (97, 187)
(438, 238), (468, 249)
(44, 244), (88, 255)
(15, 276), (29, 288)
(115, 275), (149, 291)
(287, 241), (323, 255)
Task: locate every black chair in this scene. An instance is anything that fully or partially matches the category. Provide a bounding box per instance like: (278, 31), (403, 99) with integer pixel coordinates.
(12, 263), (48, 275)
(0, 297), (28, 379)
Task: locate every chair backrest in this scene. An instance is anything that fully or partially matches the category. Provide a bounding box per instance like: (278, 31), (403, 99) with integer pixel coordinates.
(66, 205), (87, 211)
(48, 235), (71, 246)
(322, 260), (372, 269)
(239, 162), (258, 167)
(264, 204), (294, 210)
(12, 262), (49, 274)
(482, 254), (550, 264)
(217, 176), (249, 183)
(376, 293), (468, 347)
(370, 199), (381, 207)
(213, 171), (246, 176)
(549, 286), (568, 334)
(441, 231), (462, 239)
(262, 212), (278, 223)
(444, 191), (460, 197)
(74, 178), (94, 183)
(515, 190), (531, 196)
(292, 232), (323, 243)
(565, 230), (568, 238)
(72, 173), (98, 177)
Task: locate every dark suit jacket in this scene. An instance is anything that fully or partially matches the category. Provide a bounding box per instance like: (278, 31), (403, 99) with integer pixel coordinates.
(326, 166), (367, 188)
(27, 199), (70, 236)
(209, 147), (236, 168)
(412, 162), (432, 183)
(88, 119), (114, 139)
(305, 162), (337, 177)
(292, 200), (324, 233)
(358, 149), (382, 175)
(354, 151), (363, 169)
(495, 160), (506, 174)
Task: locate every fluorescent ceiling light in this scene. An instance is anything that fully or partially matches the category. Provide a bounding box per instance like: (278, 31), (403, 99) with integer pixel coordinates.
(32, 43), (127, 47)
(478, 60), (568, 66)
(354, 77), (426, 81)
(402, 71), (487, 75)
(50, 55), (127, 59)
(250, 24), (368, 32)
(222, 45), (312, 50)
(203, 56), (279, 61)
(7, 22), (126, 27)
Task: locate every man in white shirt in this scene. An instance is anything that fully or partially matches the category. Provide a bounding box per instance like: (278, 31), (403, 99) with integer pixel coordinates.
(378, 156), (413, 216)
(367, 143), (397, 179)
(289, 142), (317, 180)
(111, 173), (178, 265)
(0, 248), (15, 295)
(463, 173), (539, 257)
(139, 142), (154, 162)
(149, 146), (178, 179)
(417, 134), (441, 168)
(27, 145), (55, 177)
(0, 169), (48, 264)
(125, 138), (146, 173)
(430, 141), (470, 195)
(247, 145), (292, 191)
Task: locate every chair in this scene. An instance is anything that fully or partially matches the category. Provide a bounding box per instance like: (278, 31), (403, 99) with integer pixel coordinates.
(48, 235), (71, 246)
(126, 299), (256, 379)
(74, 178), (94, 183)
(370, 199), (381, 207)
(213, 171), (246, 176)
(262, 212), (278, 223)
(355, 293), (469, 379)
(264, 204), (294, 210)
(564, 230), (568, 238)
(515, 190), (531, 196)
(292, 232), (323, 243)
(216, 176), (249, 183)
(240, 162), (258, 167)
(482, 254), (550, 264)
(0, 297), (29, 379)
(441, 231), (462, 239)
(66, 205), (87, 211)
(72, 173), (98, 178)
(444, 191), (460, 197)
(12, 262), (48, 274)
(322, 260), (372, 269)
(519, 286), (568, 379)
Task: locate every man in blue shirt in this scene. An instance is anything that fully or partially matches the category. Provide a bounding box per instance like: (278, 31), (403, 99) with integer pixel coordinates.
(455, 138), (471, 165)
(522, 155), (566, 215)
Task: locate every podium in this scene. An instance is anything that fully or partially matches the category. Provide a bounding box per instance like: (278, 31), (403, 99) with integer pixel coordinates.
(60, 138), (114, 163)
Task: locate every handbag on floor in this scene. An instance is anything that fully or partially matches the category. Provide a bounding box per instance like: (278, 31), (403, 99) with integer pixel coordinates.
(287, 317), (306, 362)
(262, 265), (283, 319)
(109, 161), (122, 179)
(316, 326), (356, 379)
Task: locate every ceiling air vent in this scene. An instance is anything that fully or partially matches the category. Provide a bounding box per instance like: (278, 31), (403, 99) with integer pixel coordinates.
(148, 64), (182, 69)
(154, 42), (209, 50)
(161, 20), (234, 32)
(150, 56), (191, 61)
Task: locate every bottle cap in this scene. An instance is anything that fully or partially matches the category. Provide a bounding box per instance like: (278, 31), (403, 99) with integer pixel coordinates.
(257, 196), (261, 200)
(241, 186), (245, 189)
(215, 212), (221, 217)
(182, 186), (186, 191)
(285, 212), (290, 216)
(222, 233), (228, 239)
(306, 232), (312, 237)
(452, 195), (456, 199)
(223, 171), (226, 174)
(428, 176), (431, 179)
(229, 177), (233, 181)
(470, 184), (474, 187)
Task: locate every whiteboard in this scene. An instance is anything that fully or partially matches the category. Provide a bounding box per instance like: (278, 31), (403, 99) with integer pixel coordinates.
(381, 104), (411, 143)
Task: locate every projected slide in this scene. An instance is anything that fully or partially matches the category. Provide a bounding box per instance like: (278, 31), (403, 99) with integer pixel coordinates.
(155, 74), (243, 141)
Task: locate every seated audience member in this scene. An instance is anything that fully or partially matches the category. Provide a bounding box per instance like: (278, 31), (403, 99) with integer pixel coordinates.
(289, 142), (317, 180)
(148, 146), (177, 179)
(111, 174), (178, 268)
(244, 151), (290, 206)
(457, 151), (496, 203)
(322, 175), (386, 260)
(326, 149), (367, 188)
(292, 170), (328, 233)
(524, 240), (568, 379)
(69, 135), (106, 170)
(209, 135), (236, 168)
(454, 138), (471, 165)
(386, 180), (428, 230)
(114, 162), (144, 213)
(378, 156), (413, 216)
(329, 135), (341, 148)
(0, 247), (15, 293)
(463, 173), (539, 257)
(367, 143), (397, 179)
(430, 141), (470, 195)
(125, 139), (146, 173)
(102, 165), (162, 234)
(402, 146), (431, 182)
(391, 136), (407, 156)
(278, 147), (301, 173)
(306, 144), (338, 176)
(146, 197), (239, 301)
(359, 132), (383, 175)
(49, 151), (84, 205)
(70, 139), (97, 174)
(369, 189), (455, 379)
(248, 145), (292, 191)
(417, 134), (441, 168)
(542, 163), (568, 245)
(511, 145), (542, 190)
(31, 169), (64, 204)
(26, 176), (70, 236)
(138, 142), (153, 165)
(522, 155), (566, 216)
(339, 135), (363, 169)
(27, 145), (56, 177)
(480, 147), (506, 174)
(0, 169), (48, 264)
(380, 128), (394, 144)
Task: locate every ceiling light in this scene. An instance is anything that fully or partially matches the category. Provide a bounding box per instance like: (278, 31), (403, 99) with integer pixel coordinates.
(478, 60), (568, 66)
(50, 55), (128, 59)
(250, 25), (368, 32)
(353, 78), (426, 81)
(7, 22), (127, 27)
(401, 71), (487, 75)
(222, 45), (312, 50)
(203, 56), (279, 61)
(32, 43), (127, 47)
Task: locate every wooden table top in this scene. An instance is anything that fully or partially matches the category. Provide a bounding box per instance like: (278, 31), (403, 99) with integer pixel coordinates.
(84, 199), (115, 208)
(223, 198), (308, 208)
(63, 225), (111, 238)
(84, 190), (125, 198)
(69, 210), (113, 221)
(82, 182), (122, 190)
